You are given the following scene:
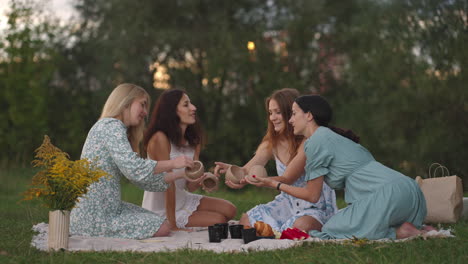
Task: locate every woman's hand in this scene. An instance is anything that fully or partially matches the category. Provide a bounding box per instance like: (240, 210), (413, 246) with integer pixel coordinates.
(186, 173), (208, 192)
(225, 179), (247, 189)
(215, 161), (248, 189)
(213, 161), (231, 176)
(193, 173), (209, 186)
(172, 155), (194, 169)
(164, 170), (185, 183)
(244, 175), (277, 189)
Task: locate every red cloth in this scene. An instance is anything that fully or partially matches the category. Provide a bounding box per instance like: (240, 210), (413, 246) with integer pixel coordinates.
(280, 227), (310, 240)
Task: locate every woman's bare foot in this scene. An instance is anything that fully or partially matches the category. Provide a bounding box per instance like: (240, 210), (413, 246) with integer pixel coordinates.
(422, 225), (437, 232)
(176, 228), (194, 232)
(396, 222), (423, 239)
(153, 220), (172, 237)
(239, 213), (250, 227)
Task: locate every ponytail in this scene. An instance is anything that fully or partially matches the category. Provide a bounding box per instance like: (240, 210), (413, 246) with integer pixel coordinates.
(329, 126), (360, 143)
(295, 95), (360, 143)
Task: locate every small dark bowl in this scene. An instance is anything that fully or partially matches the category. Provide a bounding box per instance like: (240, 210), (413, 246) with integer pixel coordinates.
(208, 225), (222, 243)
(214, 223), (229, 239)
(241, 228), (258, 244)
(229, 224), (243, 239)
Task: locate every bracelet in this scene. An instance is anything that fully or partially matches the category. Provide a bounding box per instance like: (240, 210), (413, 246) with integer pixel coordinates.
(276, 182), (282, 191)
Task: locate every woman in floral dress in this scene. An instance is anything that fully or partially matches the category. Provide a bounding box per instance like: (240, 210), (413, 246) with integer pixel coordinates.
(70, 83), (193, 239)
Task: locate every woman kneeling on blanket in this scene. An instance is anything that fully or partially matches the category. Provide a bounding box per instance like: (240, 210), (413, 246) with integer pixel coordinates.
(248, 95), (436, 240)
(71, 84), (193, 239)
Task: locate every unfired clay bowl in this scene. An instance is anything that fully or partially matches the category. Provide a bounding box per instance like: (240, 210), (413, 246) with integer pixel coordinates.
(245, 165), (267, 183)
(225, 165), (246, 184)
(202, 172), (219, 193)
(185, 160), (204, 182)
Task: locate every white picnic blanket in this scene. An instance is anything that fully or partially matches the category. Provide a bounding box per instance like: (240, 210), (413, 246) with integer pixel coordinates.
(31, 221), (454, 253)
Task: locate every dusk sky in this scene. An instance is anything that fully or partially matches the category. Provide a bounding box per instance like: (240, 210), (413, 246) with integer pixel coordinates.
(0, 0), (76, 29)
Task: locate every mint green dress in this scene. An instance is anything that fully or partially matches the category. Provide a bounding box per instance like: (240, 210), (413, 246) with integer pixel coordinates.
(305, 127), (426, 240)
(70, 118), (169, 239)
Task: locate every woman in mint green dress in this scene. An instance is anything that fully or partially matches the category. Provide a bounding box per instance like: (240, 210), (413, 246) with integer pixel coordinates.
(252, 95), (434, 240)
(70, 83), (194, 239)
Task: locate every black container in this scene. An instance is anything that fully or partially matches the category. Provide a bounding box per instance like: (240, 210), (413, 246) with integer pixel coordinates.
(229, 224), (243, 239)
(215, 223), (229, 239)
(241, 228), (258, 244)
(208, 225), (222, 243)
(257, 236), (275, 239)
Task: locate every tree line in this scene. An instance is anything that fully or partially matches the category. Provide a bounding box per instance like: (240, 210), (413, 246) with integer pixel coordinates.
(1, 0), (466, 187)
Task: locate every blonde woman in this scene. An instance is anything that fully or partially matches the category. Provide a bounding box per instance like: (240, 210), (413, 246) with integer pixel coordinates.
(70, 83), (193, 239)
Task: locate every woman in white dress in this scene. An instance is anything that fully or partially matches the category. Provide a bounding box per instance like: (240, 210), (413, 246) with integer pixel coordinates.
(142, 89), (236, 230)
(215, 88), (337, 232)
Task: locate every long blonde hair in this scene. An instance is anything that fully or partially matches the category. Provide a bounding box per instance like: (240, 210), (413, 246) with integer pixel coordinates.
(100, 83), (151, 152)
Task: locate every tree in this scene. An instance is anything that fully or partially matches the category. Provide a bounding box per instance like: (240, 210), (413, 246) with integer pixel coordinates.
(68, 0), (466, 184)
(2, 0), (465, 187)
(0, 0), (64, 165)
(70, 0), (312, 168)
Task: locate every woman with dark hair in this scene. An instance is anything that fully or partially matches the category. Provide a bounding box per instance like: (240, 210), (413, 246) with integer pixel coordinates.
(250, 95), (434, 240)
(142, 89), (236, 230)
(215, 89), (337, 232)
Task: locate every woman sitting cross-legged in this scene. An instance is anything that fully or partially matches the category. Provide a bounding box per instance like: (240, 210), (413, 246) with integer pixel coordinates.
(142, 89), (236, 230)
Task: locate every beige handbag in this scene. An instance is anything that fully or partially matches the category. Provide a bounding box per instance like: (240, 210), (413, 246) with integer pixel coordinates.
(415, 163), (464, 224)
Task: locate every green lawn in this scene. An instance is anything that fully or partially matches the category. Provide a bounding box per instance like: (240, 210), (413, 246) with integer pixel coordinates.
(1, 168), (467, 263)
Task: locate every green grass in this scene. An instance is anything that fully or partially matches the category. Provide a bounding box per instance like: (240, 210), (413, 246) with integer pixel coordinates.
(1, 168), (467, 263)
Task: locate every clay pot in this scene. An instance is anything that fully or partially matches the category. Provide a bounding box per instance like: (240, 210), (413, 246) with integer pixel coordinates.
(245, 165), (267, 183)
(201, 172), (219, 192)
(185, 160), (204, 182)
(225, 165), (246, 184)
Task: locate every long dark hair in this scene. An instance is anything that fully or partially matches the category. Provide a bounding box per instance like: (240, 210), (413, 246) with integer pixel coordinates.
(144, 89), (203, 150)
(261, 88), (303, 163)
(295, 95), (360, 143)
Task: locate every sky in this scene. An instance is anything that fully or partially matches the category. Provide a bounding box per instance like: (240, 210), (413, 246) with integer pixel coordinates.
(0, 0), (76, 29)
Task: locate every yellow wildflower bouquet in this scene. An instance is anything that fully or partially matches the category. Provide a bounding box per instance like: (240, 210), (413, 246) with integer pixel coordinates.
(23, 136), (107, 211)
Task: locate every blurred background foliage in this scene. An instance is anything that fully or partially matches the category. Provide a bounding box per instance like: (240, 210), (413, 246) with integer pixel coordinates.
(1, 0), (466, 188)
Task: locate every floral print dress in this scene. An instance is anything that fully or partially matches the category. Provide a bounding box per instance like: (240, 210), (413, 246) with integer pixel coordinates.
(246, 158), (338, 231)
(70, 118), (169, 239)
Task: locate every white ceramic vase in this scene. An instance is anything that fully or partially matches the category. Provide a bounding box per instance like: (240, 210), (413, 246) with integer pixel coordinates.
(48, 210), (70, 250)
